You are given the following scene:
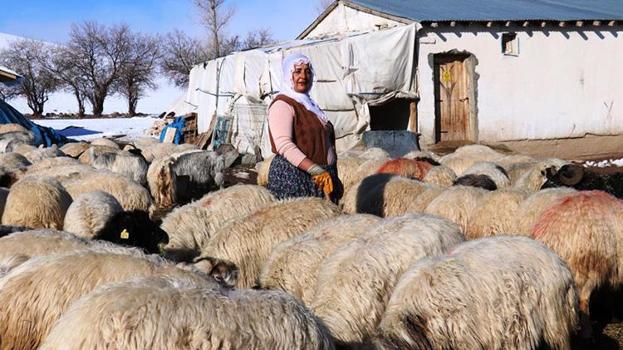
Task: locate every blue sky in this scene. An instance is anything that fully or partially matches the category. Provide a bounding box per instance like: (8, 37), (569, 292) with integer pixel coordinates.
(0, 0), (321, 43)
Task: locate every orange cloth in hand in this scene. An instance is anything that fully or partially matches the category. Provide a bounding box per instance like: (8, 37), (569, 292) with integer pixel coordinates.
(312, 171), (334, 198)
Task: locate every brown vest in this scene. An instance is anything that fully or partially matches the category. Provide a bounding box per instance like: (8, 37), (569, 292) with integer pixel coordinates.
(268, 95), (335, 166)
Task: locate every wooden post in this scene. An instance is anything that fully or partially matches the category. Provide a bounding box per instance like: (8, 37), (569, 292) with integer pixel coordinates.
(408, 100), (418, 132)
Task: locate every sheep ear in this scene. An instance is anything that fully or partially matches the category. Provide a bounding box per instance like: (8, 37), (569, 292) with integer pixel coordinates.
(560, 164), (584, 186)
(193, 256), (239, 287)
(543, 166), (557, 178)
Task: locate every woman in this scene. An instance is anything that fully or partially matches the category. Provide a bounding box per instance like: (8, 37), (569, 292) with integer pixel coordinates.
(266, 53), (343, 203)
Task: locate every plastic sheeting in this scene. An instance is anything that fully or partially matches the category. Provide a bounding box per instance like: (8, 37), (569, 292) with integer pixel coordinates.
(175, 24), (419, 155)
(0, 99), (69, 147)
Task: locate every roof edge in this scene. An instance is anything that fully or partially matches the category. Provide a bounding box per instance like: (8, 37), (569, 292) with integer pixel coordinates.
(297, 1), (341, 40)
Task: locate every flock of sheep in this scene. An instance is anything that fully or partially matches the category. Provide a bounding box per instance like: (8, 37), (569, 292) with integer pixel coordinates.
(0, 121), (621, 349)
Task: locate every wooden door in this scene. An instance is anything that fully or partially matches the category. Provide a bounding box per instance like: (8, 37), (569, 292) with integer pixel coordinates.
(434, 55), (471, 142)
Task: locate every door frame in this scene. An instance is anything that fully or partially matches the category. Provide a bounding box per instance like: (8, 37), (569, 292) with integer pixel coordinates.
(433, 52), (478, 143)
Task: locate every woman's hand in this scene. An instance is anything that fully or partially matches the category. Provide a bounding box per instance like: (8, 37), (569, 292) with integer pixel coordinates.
(306, 163), (334, 198)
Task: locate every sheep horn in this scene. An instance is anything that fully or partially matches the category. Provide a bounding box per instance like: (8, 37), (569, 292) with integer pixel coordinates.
(559, 164), (584, 186)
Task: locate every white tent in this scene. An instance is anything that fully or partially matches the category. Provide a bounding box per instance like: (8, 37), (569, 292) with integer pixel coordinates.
(173, 24), (419, 155)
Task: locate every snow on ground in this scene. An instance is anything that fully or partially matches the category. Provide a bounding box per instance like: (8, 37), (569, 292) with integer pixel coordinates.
(35, 116), (158, 141)
(584, 159), (623, 167)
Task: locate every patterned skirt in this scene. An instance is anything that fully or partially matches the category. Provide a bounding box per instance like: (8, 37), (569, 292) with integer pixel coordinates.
(267, 155), (343, 204)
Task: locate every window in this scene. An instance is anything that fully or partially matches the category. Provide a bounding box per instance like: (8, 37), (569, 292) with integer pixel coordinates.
(501, 32), (519, 56)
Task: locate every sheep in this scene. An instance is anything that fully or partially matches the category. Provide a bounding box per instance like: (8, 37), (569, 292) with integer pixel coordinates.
(349, 175), (431, 217)
(532, 190), (623, 338)
(89, 149), (149, 185)
(0, 152), (31, 169)
(0, 187), (8, 218)
(311, 214), (464, 347)
(494, 154), (536, 171)
(147, 150), (225, 208)
(95, 210), (169, 254)
(403, 186), (444, 214)
(541, 163), (623, 198)
(90, 137), (120, 149)
(439, 144), (504, 175)
(336, 156), (366, 192)
(403, 150), (441, 162)
(196, 197), (341, 288)
(377, 158), (434, 180)
(2, 177), (72, 229)
(59, 141), (90, 158)
(422, 164), (456, 187)
(342, 173), (395, 214)
(0, 249), (221, 350)
(0, 131), (34, 153)
(359, 147), (391, 160)
(460, 161), (510, 189)
(23, 144), (64, 163)
(465, 189), (528, 239)
(25, 156), (80, 174)
(0, 224), (29, 238)
(25, 163), (96, 187)
(40, 276), (334, 350)
(0, 123), (28, 134)
(0, 229), (90, 275)
(63, 170), (152, 211)
(135, 142), (198, 163)
(424, 185), (488, 233)
(162, 184), (276, 261)
(375, 236), (578, 350)
(63, 191), (123, 239)
(256, 154), (274, 186)
(453, 174), (498, 191)
(512, 158), (570, 192)
(513, 187), (576, 235)
(259, 214), (382, 305)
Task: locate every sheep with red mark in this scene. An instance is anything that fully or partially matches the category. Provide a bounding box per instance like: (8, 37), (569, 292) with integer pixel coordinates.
(377, 158), (434, 180)
(375, 236), (578, 350)
(532, 190), (623, 338)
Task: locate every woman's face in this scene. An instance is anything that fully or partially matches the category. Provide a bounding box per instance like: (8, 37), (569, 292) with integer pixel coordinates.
(292, 63), (312, 93)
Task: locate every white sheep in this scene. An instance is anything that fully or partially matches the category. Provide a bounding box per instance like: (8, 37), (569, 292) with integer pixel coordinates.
(259, 214), (382, 305)
(63, 191), (123, 238)
(311, 214), (464, 347)
(2, 177), (72, 229)
(40, 276), (334, 350)
(161, 184), (276, 261)
(197, 197), (341, 288)
(0, 249), (220, 350)
(466, 189), (528, 239)
(424, 185), (488, 233)
(375, 236), (578, 350)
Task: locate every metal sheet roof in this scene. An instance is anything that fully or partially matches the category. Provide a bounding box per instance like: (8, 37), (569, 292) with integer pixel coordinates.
(346, 0), (623, 21)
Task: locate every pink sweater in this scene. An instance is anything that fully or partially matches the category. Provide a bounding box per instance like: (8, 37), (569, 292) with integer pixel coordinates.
(268, 100), (336, 167)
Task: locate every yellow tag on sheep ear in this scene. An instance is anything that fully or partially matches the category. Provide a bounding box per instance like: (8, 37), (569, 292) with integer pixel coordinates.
(120, 229), (130, 240)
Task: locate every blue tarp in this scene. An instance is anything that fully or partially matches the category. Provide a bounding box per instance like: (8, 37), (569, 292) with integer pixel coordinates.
(159, 116), (185, 144)
(0, 99), (70, 147)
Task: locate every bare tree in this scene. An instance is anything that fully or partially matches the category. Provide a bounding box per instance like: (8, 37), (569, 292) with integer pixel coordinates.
(316, 0), (334, 14)
(0, 84), (20, 102)
(44, 46), (89, 117)
(0, 40), (60, 116)
(114, 33), (160, 116)
(160, 30), (211, 87)
(66, 22), (132, 116)
(194, 0), (235, 58)
(242, 29), (276, 50)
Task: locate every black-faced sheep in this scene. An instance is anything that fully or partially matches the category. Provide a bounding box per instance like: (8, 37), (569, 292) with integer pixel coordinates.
(40, 277), (334, 350)
(542, 163), (623, 199)
(259, 214), (382, 305)
(63, 191), (123, 239)
(161, 184), (276, 261)
(310, 214), (464, 348)
(460, 161), (510, 189)
(196, 197), (341, 288)
(532, 190), (623, 338)
(95, 210), (169, 255)
(453, 173), (498, 191)
(2, 177), (72, 229)
(0, 250), (220, 350)
(375, 236), (578, 350)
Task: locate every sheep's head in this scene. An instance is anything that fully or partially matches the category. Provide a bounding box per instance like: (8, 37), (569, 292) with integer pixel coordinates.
(453, 174), (497, 191)
(192, 255), (239, 287)
(95, 210), (169, 255)
(541, 164), (584, 189)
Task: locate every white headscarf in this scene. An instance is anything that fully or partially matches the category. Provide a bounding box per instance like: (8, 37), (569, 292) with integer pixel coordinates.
(277, 53), (328, 124)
